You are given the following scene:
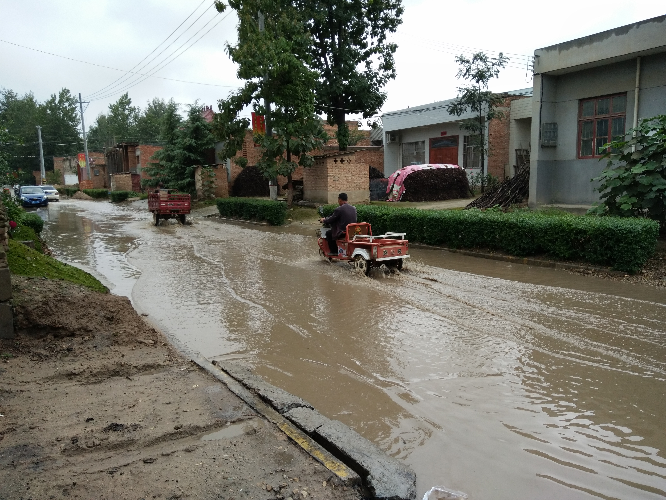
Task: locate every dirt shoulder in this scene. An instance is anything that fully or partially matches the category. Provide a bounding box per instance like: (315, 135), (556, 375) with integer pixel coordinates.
(0, 276), (363, 500)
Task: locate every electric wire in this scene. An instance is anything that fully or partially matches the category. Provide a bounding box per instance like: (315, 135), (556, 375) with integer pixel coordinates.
(85, 2), (218, 100)
(83, 0), (210, 99)
(88, 11), (231, 102)
(0, 39), (237, 89)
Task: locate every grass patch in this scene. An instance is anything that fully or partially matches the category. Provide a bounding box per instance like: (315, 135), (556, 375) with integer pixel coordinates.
(11, 226), (42, 253)
(7, 239), (108, 293)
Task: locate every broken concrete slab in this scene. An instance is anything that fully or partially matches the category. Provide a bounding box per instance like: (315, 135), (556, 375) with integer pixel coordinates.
(216, 360), (313, 414)
(285, 407), (416, 500)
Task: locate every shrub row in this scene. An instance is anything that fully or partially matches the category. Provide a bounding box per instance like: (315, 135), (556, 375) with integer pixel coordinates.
(82, 189), (109, 199)
(321, 205), (658, 272)
(110, 191), (131, 202)
(58, 187), (80, 197)
(216, 198), (287, 226)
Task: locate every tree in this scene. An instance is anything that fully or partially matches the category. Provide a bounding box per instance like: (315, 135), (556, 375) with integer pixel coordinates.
(294, 0), (403, 150)
(213, 0), (328, 205)
(0, 87), (81, 183)
(446, 52), (508, 192)
(135, 98), (179, 144)
(142, 103), (212, 195)
(39, 89), (82, 161)
(589, 115), (666, 231)
(107, 93), (139, 143)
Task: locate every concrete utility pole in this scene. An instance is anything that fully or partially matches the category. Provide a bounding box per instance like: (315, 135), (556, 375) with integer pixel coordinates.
(79, 93), (91, 180)
(36, 126), (45, 185)
(258, 11), (278, 201)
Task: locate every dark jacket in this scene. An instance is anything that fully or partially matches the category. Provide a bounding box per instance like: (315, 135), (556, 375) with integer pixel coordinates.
(323, 203), (357, 239)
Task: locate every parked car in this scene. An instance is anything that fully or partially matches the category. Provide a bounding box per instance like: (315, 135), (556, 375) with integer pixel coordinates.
(19, 186), (49, 207)
(41, 185), (60, 201)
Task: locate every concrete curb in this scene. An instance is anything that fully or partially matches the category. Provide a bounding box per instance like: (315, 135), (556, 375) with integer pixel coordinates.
(199, 358), (416, 500)
(188, 353), (361, 487)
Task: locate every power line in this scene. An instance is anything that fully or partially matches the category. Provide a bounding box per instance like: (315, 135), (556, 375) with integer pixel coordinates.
(85, 1), (217, 100)
(89, 11), (231, 102)
(0, 38), (237, 89)
(85, 0), (210, 99)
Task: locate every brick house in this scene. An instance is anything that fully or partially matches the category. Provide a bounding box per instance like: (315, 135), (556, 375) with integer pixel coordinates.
(202, 120), (383, 200)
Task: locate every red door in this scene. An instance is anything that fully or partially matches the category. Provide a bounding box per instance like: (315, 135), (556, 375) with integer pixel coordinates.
(429, 136), (459, 165)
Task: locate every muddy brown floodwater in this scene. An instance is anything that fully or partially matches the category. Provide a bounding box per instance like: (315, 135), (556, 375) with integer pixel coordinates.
(42, 200), (666, 500)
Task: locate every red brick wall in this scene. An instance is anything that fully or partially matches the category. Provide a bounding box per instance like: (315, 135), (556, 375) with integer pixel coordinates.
(488, 96), (529, 179)
(303, 153), (369, 204)
(137, 145), (162, 180)
(227, 125), (382, 194)
(111, 173), (133, 192)
(195, 165), (229, 199)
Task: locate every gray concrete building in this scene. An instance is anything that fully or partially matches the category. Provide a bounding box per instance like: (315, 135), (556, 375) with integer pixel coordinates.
(382, 89), (532, 180)
(530, 15), (666, 208)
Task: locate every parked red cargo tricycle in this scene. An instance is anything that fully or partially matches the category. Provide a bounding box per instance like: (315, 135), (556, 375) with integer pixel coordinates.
(148, 189), (191, 225)
(318, 222), (409, 275)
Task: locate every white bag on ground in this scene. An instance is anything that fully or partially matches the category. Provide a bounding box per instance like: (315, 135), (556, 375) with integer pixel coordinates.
(422, 486), (468, 500)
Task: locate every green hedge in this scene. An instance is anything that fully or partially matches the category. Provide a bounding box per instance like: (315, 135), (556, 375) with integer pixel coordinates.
(22, 212), (44, 234)
(216, 198), (287, 226)
(110, 191), (131, 202)
(58, 187), (79, 197)
(82, 189), (108, 199)
(321, 205), (658, 272)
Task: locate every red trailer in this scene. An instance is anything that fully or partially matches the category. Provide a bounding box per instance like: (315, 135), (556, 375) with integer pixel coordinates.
(318, 222), (409, 275)
(148, 190), (191, 225)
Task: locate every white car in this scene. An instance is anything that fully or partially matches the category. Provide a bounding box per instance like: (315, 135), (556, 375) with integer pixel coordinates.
(41, 185), (60, 201)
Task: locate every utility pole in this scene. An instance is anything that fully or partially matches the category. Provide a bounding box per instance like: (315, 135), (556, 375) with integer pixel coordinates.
(258, 11), (278, 200)
(79, 93), (91, 181)
(36, 126), (45, 185)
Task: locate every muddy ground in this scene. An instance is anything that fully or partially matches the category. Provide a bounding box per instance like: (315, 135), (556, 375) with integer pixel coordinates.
(0, 276), (363, 500)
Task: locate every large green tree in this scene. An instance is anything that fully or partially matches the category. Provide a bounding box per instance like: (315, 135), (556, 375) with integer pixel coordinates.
(446, 52), (508, 192)
(295, 0), (403, 150)
(0, 88), (81, 184)
(142, 103), (212, 195)
(214, 0), (328, 205)
(87, 93), (139, 150)
(135, 98), (179, 144)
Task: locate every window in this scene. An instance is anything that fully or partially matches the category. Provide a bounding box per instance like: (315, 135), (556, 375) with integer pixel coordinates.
(463, 135), (481, 169)
(578, 93), (626, 158)
(402, 141), (425, 167)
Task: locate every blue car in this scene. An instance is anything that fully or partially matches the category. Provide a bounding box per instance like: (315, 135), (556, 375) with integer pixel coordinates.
(19, 186), (49, 207)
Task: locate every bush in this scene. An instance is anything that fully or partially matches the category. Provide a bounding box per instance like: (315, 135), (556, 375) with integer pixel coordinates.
(10, 225), (42, 253)
(110, 191), (131, 202)
(216, 198), (287, 225)
(82, 189), (109, 199)
(321, 204), (658, 272)
(1, 192), (25, 225)
(7, 239), (107, 293)
(58, 187), (79, 197)
(22, 212), (44, 234)
(401, 168), (470, 202)
(231, 166), (270, 197)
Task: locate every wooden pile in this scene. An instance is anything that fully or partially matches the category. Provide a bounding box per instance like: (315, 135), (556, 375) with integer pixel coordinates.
(466, 163), (530, 209)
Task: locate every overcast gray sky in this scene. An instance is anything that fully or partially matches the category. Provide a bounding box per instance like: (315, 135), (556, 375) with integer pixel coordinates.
(1, 0), (664, 130)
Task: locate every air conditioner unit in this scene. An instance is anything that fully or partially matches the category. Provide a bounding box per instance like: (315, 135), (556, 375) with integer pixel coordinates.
(385, 132), (399, 144)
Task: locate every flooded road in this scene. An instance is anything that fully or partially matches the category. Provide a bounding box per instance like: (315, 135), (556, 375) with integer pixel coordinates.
(43, 200), (666, 500)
